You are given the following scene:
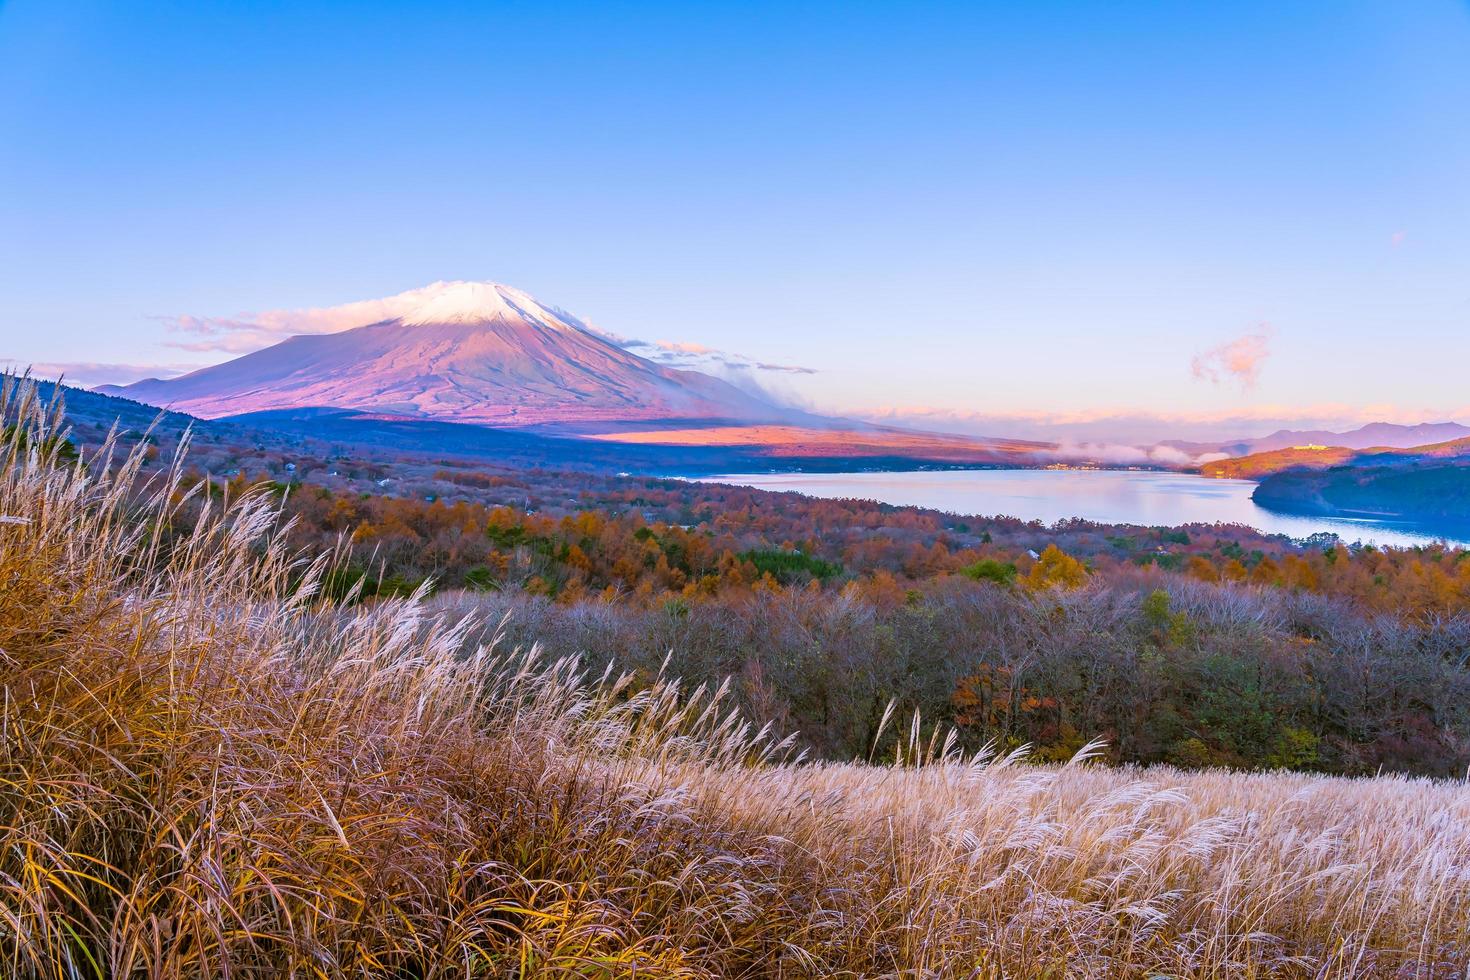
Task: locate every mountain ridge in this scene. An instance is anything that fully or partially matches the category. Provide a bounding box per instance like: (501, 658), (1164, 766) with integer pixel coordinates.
(1165, 421), (1470, 459)
(101, 281), (796, 427)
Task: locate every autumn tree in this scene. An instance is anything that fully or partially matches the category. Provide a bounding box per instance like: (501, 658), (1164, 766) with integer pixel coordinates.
(1025, 545), (1088, 590)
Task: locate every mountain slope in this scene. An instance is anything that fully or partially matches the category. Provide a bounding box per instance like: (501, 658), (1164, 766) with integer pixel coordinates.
(1199, 445), (1361, 480)
(1166, 421), (1470, 459)
(103, 281), (789, 426)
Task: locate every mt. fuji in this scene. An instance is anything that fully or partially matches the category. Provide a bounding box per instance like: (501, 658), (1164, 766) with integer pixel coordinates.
(103, 281), (790, 426)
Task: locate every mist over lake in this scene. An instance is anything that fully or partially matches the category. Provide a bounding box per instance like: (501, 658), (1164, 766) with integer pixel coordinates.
(698, 469), (1470, 549)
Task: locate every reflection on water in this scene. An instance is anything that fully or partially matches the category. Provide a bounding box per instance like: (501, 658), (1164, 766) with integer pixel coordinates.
(697, 469), (1470, 549)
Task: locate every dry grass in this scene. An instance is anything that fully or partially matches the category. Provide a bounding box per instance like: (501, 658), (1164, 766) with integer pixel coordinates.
(1, 377), (1467, 978)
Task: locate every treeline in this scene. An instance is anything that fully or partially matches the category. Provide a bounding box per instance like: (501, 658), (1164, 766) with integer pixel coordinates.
(1255, 460), (1470, 522)
(224, 474), (1470, 621)
(437, 575), (1470, 777)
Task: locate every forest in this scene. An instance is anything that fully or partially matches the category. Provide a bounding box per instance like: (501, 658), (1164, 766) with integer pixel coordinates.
(1255, 458), (1470, 522)
(173, 461), (1470, 778)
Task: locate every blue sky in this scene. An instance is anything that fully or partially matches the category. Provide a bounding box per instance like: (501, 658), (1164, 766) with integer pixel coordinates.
(2, 0), (1467, 440)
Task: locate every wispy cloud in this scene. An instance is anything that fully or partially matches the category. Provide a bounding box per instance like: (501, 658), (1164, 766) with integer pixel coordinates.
(738, 360), (818, 375)
(1, 360), (193, 388)
(615, 338), (817, 376)
(653, 341), (715, 355)
(157, 284), (455, 352)
(1191, 328), (1272, 390)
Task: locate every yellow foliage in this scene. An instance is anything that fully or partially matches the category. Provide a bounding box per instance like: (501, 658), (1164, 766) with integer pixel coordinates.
(1024, 544), (1088, 590)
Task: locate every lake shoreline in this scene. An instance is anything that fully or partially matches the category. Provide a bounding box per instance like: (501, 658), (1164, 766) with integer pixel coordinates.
(691, 468), (1470, 550)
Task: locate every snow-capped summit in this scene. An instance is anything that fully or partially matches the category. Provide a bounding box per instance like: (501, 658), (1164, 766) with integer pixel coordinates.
(399, 280), (582, 329)
(102, 280), (787, 427)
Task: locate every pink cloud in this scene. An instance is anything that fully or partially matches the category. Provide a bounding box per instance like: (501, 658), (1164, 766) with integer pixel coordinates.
(1390, 230), (1407, 248)
(1191, 329), (1272, 390)
(655, 340), (715, 355)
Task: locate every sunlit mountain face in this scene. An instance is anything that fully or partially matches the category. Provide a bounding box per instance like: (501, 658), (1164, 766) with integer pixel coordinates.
(102, 281), (788, 426)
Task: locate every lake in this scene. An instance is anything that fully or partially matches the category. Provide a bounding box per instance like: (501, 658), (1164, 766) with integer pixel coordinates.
(696, 469), (1470, 549)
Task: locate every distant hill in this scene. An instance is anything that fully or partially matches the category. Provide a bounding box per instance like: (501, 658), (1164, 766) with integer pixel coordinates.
(27, 381), (1050, 477)
(1200, 445), (1361, 480)
(26, 379), (198, 433)
(1167, 421), (1470, 459)
(1246, 436), (1470, 524)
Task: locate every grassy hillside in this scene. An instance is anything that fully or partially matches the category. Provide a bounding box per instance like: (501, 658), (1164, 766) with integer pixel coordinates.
(1406, 434), (1470, 459)
(1199, 444), (1358, 479)
(3, 379), (1469, 976)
